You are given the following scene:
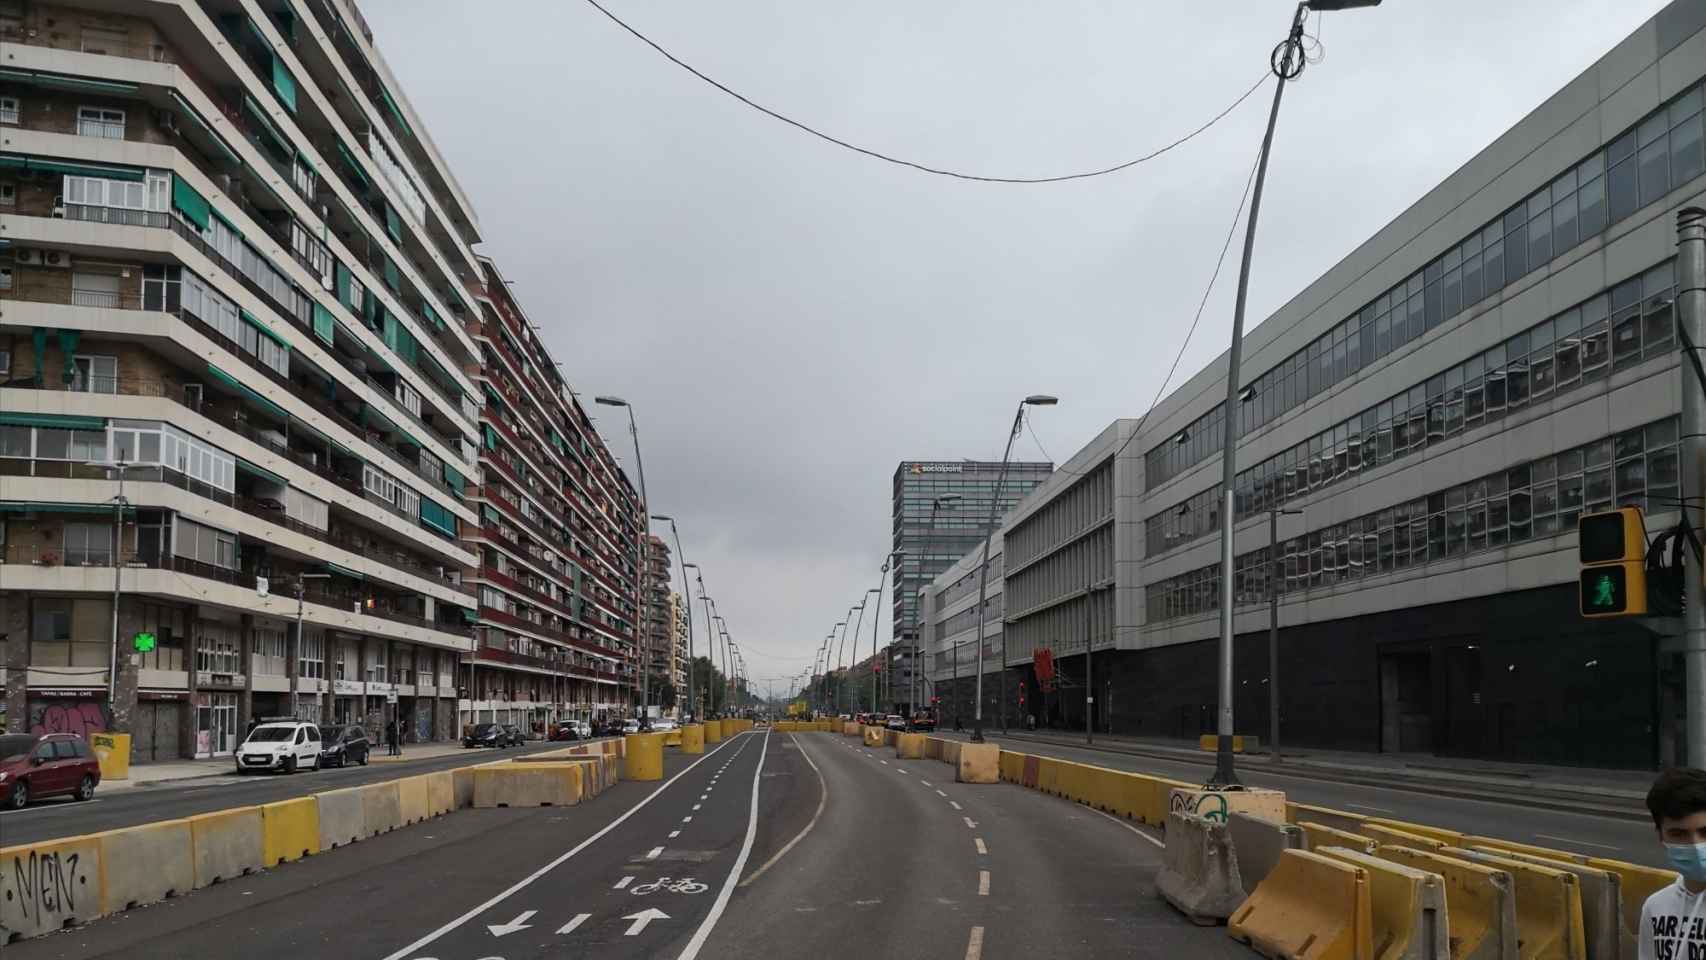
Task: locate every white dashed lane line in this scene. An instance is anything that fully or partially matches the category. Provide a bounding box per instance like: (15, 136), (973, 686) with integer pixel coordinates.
(669, 830), (681, 838)
(646, 846), (663, 860)
(614, 876), (635, 889)
(974, 838), (987, 855)
(949, 801), (962, 810)
(978, 870), (990, 896)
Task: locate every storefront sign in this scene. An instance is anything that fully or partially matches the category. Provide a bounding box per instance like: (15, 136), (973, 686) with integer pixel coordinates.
(28, 688), (106, 699)
(333, 679), (363, 696)
(139, 690), (189, 702)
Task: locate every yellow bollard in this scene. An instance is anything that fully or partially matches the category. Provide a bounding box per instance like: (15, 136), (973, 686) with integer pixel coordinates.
(91, 732), (132, 779)
(622, 733), (664, 781)
(681, 724), (705, 754)
(705, 719), (724, 743)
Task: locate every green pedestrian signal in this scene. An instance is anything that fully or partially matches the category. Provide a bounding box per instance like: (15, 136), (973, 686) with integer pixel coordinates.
(1577, 509), (1647, 618)
(132, 631), (157, 653)
(1589, 573), (1618, 608)
(1578, 566), (1629, 615)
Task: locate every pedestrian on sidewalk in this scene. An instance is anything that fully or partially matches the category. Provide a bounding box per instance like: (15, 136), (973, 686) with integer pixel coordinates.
(385, 719), (399, 757)
(1639, 767), (1706, 960)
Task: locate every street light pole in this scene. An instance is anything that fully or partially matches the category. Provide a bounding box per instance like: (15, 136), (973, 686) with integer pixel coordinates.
(1208, 0), (1381, 789)
(873, 552), (901, 717)
(972, 396), (1057, 743)
(845, 600), (868, 713)
(1676, 207), (1706, 769)
(595, 397), (650, 721)
(292, 573), (331, 719)
(85, 455), (131, 711)
(1267, 507), (1303, 762)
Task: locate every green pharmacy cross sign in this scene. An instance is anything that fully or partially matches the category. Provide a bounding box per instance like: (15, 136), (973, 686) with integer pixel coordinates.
(132, 631), (157, 653)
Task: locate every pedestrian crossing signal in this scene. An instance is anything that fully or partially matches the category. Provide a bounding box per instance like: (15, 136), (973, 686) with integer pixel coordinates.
(1578, 508), (1647, 618)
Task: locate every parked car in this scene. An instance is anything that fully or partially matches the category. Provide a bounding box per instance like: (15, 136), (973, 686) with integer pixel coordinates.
(237, 721), (322, 774)
(463, 723), (512, 748)
(0, 733), (101, 810)
(502, 724), (526, 744)
(571, 720), (594, 740)
(549, 724), (580, 741)
(884, 715), (907, 731)
(621, 719), (641, 734)
(911, 713), (937, 732)
(651, 718), (678, 732)
(317, 724), (371, 767)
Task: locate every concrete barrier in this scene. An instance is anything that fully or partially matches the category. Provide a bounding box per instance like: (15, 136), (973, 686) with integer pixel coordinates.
(681, 724), (705, 754)
(1361, 823), (1447, 851)
(1157, 811), (1246, 924)
(95, 819), (193, 912)
(956, 742), (1000, 784)
(359, 781), (403, 837)
(316, 786), (365, 849)
(1447, 848), (1587, 960)
(1228, 849), (1372, 959)
(941, 738), (963, 770)
(844, 723), (862, 738)
(1586, 857), (1677, 958)
(424, 770), (455, 817)
(1465, 848), (1622, 960)
(1365, 818), (1467, 848)
(473, 765), (585, 807)
(1301, 822), (1378, 854)
(0, 833), (103, 940)
(188, 806), (264, 887)
(895, 732), (924, 759)
(451, 765), (480, 811)
(1318, 846), (1449, 960)
(261, 797), (320, 867)
(1288, 802), (1369, 836)
(1227, 812), (1306, 895)
(863, 725), (884, 747)
(1377, 846), (1516, 960)
(705, 720), (724, 743)
(1170, 786), (1286, 824)
(623, 733), (664, 781)
(397, 775), (431, 826)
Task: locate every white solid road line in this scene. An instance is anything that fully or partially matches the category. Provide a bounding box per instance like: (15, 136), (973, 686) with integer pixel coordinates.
(1534, 833), (1622, 851)
(740, 732), (827, 888)
(376, 732), (749, 960)
(974, 837), (987, 855)
(1084, 803), (1166, 850)
(1345, 802), (1395, 813)
(669, 830), (681, 838)
(675, 731), (772, 960)
(949, 801), (962, 810)
(646, 846), (664, 860)
(978, 870), (990, 896)
(614, 875), (636, 889)
(965, 925), (985, 960)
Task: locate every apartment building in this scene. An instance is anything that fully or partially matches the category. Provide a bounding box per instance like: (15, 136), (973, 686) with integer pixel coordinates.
(638, 533), (672, 708)
(460, 258), (642, 733)
(926, 2), (1706, 769)
(668, 590), (688, 698)
(0, 0), (642, 758)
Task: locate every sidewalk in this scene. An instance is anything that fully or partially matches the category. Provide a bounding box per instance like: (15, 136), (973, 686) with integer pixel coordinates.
(101, 740), (524, 792)
(951, 727), (1655, 812)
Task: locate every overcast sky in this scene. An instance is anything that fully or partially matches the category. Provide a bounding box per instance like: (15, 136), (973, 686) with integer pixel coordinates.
(364, 0), (1666, 701)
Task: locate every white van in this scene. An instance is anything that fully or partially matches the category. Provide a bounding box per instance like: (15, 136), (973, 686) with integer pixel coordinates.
(236, 721), (322, 774)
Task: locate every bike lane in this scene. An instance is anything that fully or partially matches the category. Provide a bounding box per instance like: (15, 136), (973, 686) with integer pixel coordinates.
(383, 730), (769, 960)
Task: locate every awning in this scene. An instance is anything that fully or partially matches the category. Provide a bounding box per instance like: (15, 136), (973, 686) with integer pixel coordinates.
(0, 69), (137, 95)
(0, 502), (133, 515)
(271, 56), (298, 114)
(242, 95), (294, 160)
(443, 465), (465, 497)
(0, 411), (105, 430)
(241, 309), (290, 350)
(336, 142), (371, 193)
(325, 562), (364, 581)
(0, 153), (144, 181)
(205, 362), (288, 421)
(169, 92), (242, 167)
(236, 458), (287, 486)
(172, 175), (210, 230)
(312, 302), (335, 345)
(481, 504), (501, 523)
(419, 498), (456, 536)
(380, 87), (414, 140)
(459, 607), (480, 624)
(209, 206), (242, 239)
(291, 415), (355, 459)
(335, 262), (354, 307)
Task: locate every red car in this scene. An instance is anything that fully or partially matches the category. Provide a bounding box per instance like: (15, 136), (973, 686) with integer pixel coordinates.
(0, 733), (102, 810)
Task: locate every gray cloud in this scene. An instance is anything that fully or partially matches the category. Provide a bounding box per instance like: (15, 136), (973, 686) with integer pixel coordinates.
(365, 0), (1665, 696)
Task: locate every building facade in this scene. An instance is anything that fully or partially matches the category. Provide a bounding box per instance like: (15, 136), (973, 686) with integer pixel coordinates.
(668, 590), (688, 699)
(0, 0), (642, 757)
(928, 3), (1706, 768)
(640, 533), (672, 710)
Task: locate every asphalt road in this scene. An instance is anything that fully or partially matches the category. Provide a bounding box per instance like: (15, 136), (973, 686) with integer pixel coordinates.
(8, 728), (1257, 959)
(0, 739), (602, 845)
(935, 730), (1664, 867)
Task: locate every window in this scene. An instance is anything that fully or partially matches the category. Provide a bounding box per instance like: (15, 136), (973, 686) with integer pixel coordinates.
(0, 96), (17, 124)
(31, 598), (111, 667)
(80, 24), (129, 55)
(0, 183), (14, 206)
(0, 267), (11, 291)
(299, 628), (325, 680)
(195, 622), (240, 674)
(72, 267), (124, 308)
(76, 106), (125, 140)
(64, 522), (113, 565)
(174, 516), (237, 570)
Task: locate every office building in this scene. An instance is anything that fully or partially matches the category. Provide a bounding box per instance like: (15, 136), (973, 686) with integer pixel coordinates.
(928, 3), (1706, 768)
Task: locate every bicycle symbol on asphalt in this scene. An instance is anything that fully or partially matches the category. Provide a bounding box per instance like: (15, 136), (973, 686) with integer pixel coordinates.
(630, 876), (708, 895)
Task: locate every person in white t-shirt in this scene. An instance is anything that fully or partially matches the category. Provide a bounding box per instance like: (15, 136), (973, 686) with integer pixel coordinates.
(1641, 768), (1706, 960)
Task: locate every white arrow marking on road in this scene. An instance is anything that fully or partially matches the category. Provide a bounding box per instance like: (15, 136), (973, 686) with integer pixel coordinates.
(487, 910), (536, 937)
(557, 913), (591, 934)
(623, 907), (670, 936)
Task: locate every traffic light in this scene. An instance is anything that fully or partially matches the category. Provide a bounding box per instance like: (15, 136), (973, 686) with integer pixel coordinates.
(1578, 507), (1648, 618)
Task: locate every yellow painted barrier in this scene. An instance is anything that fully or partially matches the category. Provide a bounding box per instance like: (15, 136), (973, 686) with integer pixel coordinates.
(89, 731), (131, 780)
(681, 723), (705, 754)
(1198, 734), (1259, 753)
(623, 732), (664, 781)
(188, 805), (264, 887)
(956, 741), (999, 784)
(424, 770), (455, 816)
(1360, 823), (1447, 851)
(1035, 755), (1063, 795)
(664, 728), (683, 747)
(1377, 846), (1516, 960)
(1228, 849), (1373, 960)
(1288, 802), (1368, 835)
(863, 725), (884, 747)
(1317, 846), (1450, 960)
(895, 732), (924, 759)
(1463, 848), (1622, 960)
(843, 722), (861, 738)
(705, 720), (724, 743)
(1586, 856), (1678, 953)
(1458, 849), (1587, 960)
(261, 796), (320, 867)
(1462, 835), (1586, 864)
(0, 833), (104, 939)
(1300, 822), (1378, 854)
(96, 819), (192, 912)
(1364, 818), (1466, 848)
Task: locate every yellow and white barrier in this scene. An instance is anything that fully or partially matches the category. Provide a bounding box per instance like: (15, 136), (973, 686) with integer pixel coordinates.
(1228, 849), (1373, 960)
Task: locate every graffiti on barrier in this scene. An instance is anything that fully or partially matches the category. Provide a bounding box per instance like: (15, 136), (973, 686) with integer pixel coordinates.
(2, 848), (91, 927)
(1168, 790), (1230, 823)
(27, 700), (108, 739)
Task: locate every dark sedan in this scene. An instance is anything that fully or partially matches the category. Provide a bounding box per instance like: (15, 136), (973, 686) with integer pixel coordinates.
(317, 724), (371, 767)
(463, 723), (513, 748)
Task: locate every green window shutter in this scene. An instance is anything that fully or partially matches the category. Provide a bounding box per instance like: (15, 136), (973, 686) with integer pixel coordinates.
(422, 303), (442, 331)
(171, 175), (210, 230)
(335, 262), (352, 307)
(382, 257), (401, 293)
(241, 309), (290, 350)
(444, 465), (465, 498)
(336, 142), (371, 193)
(362, 288), (380, 330)
(384, 203), (401, 243)
(312, 302), (335, 345)
(271, 55), (298, 113)
(380, 87), (414, 139)
(420, 497), (456, 536)
(483, 424), (499, 451)
(481, 504), (501, 524)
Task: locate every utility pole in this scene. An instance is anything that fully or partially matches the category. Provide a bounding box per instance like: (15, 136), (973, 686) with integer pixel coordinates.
(1676, 206), (1706, 768)
(1085, 558), (1094, 746)
(872, 555), (899, 718)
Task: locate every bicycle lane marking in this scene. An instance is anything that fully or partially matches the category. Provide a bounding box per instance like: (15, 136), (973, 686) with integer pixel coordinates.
(376, 732), (753, 960)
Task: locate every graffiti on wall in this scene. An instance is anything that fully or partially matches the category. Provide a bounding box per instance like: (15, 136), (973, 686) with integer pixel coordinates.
(27, 700), (109, 739)
(1, 846), (93, 933)
(1168, 790), (1229, 824)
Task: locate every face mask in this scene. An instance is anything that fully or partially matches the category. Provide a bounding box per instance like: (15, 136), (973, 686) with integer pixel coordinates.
(1666, 842), (1706, 884)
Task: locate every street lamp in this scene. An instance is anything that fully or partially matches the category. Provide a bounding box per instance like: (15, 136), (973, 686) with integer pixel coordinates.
(1208, 0), (1381, 789)
(972, 395), (1057, 743)
(923, 494), (961, 730)
(595, 396), (651, 721)
(830, 621), (846, 713)
(657, 521), (697, 722)
(292, 573), (332, 719)
(872, 551), (903, 718)
(84, 456), (130, 709)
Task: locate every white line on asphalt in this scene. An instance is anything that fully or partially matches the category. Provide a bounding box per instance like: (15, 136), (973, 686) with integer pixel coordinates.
(936, 790), (947, 798)
(741, 732), (827, 888)
(700, 794), (709, 800)
(1534, 833), (1622, 851)
(1084, 803), (1166, 850)
(921, 781), (933, 787)
(978, 870), (990, 896)
(974, 838), (987, 855)
(950, 801), (962, 811)
(676, 731), (771, 960)
(646, 846), (664, 860)
(1345, 802), (1395, 813)
(896, 768), (907, 774)
(963, 817), (976, 830)
(614, 876), (635, 889)
(376, 732), (745, 960)
(693, 804), (702, 811)
(880, 759), (889, 765)
(683, 816), (693, 822)
(669, 830), (681, 838)
(557, 913), (591, 934)
(965, 925), (985, 960)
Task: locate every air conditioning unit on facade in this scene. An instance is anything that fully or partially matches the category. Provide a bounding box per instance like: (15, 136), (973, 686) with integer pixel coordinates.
(156, 109), (178, 133)
(41, 250), (70, 268)
(13, 249), (42, 266)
